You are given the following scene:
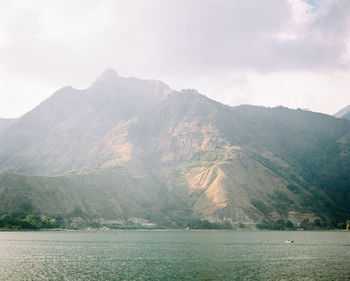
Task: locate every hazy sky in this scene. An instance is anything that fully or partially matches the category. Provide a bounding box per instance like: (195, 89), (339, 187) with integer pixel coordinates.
(1, 0), (350, 118)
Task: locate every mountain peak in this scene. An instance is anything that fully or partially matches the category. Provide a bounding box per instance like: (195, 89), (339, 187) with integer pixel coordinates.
(96, 68), (120, 82)
(334, 105), (350, 119)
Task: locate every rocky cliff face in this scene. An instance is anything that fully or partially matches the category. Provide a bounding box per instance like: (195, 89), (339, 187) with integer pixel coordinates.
(0, 70), (349, 225)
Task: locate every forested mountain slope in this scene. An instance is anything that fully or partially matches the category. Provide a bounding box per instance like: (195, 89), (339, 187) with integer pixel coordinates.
(0, 69), (349, 226)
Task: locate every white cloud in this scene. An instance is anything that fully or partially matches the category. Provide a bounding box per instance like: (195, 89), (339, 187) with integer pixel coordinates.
(0, 0), (349, 117)
(212, 71), (350, 114)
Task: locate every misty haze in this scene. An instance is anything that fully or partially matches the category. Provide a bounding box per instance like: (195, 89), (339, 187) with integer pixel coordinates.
(0, 1), (350, 281)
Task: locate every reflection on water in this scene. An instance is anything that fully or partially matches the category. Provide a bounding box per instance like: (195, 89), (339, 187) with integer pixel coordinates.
(0, 230), (349, 280)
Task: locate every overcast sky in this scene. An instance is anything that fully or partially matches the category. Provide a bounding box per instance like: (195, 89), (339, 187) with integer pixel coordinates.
(0, 0), (350, 118)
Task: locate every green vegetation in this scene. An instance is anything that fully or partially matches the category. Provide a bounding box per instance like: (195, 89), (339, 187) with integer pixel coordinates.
(2, 211), (348, 231)
(238, 223), (246, 228)
(0, 212), (235, 230)
(251, 199), (270, 214)
(185, 219), (233, 230)
(0, 73), (349, 228)
(337, 220), (350, 230)
(256, 218), (350, 230)
(0, 212), (62, 230)
(256, 219), (296, 230)
(150, 216), (233, 229)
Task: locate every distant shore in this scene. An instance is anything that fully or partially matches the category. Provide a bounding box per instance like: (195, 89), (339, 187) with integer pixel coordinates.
(1, 227), (348, 232)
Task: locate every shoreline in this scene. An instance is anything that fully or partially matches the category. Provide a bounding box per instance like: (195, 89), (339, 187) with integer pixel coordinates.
(1, 227), (348, 232)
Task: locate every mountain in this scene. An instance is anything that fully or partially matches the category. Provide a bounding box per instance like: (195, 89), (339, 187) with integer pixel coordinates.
(0, 69), (173, 174)
(0, 69), (349, 227)
(0, 118), (15, 134)
(334, 105), (350, 120)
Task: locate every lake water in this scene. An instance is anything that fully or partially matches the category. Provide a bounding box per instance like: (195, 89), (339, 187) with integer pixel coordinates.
(0, 230), (349, 280)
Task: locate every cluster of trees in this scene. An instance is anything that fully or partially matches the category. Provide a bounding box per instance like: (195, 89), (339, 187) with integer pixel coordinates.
(186, 219), (233, 229)
(337, 220), (350, 230)
(2, 210), (348, 231)
(300, 218), (347, 230)
(257, 218), (350, 230)
(152, 216), (233, 229)
(256, 219), (295, 230)
(0, 212), (62, 230)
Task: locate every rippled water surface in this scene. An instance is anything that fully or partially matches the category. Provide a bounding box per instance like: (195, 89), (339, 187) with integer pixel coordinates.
(0, 230), (349, 280)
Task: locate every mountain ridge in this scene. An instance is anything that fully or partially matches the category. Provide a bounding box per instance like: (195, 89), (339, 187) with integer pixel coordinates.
(0, 118), (16, 134)
(0, 69), (349, 227)
(335, 105), (350, 120)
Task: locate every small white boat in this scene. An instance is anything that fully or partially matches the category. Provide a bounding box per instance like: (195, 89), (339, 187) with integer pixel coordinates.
(284, 240), (294, 244)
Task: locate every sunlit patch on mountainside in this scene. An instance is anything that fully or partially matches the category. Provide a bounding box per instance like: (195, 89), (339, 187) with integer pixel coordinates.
(0, 70), (349, 228)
